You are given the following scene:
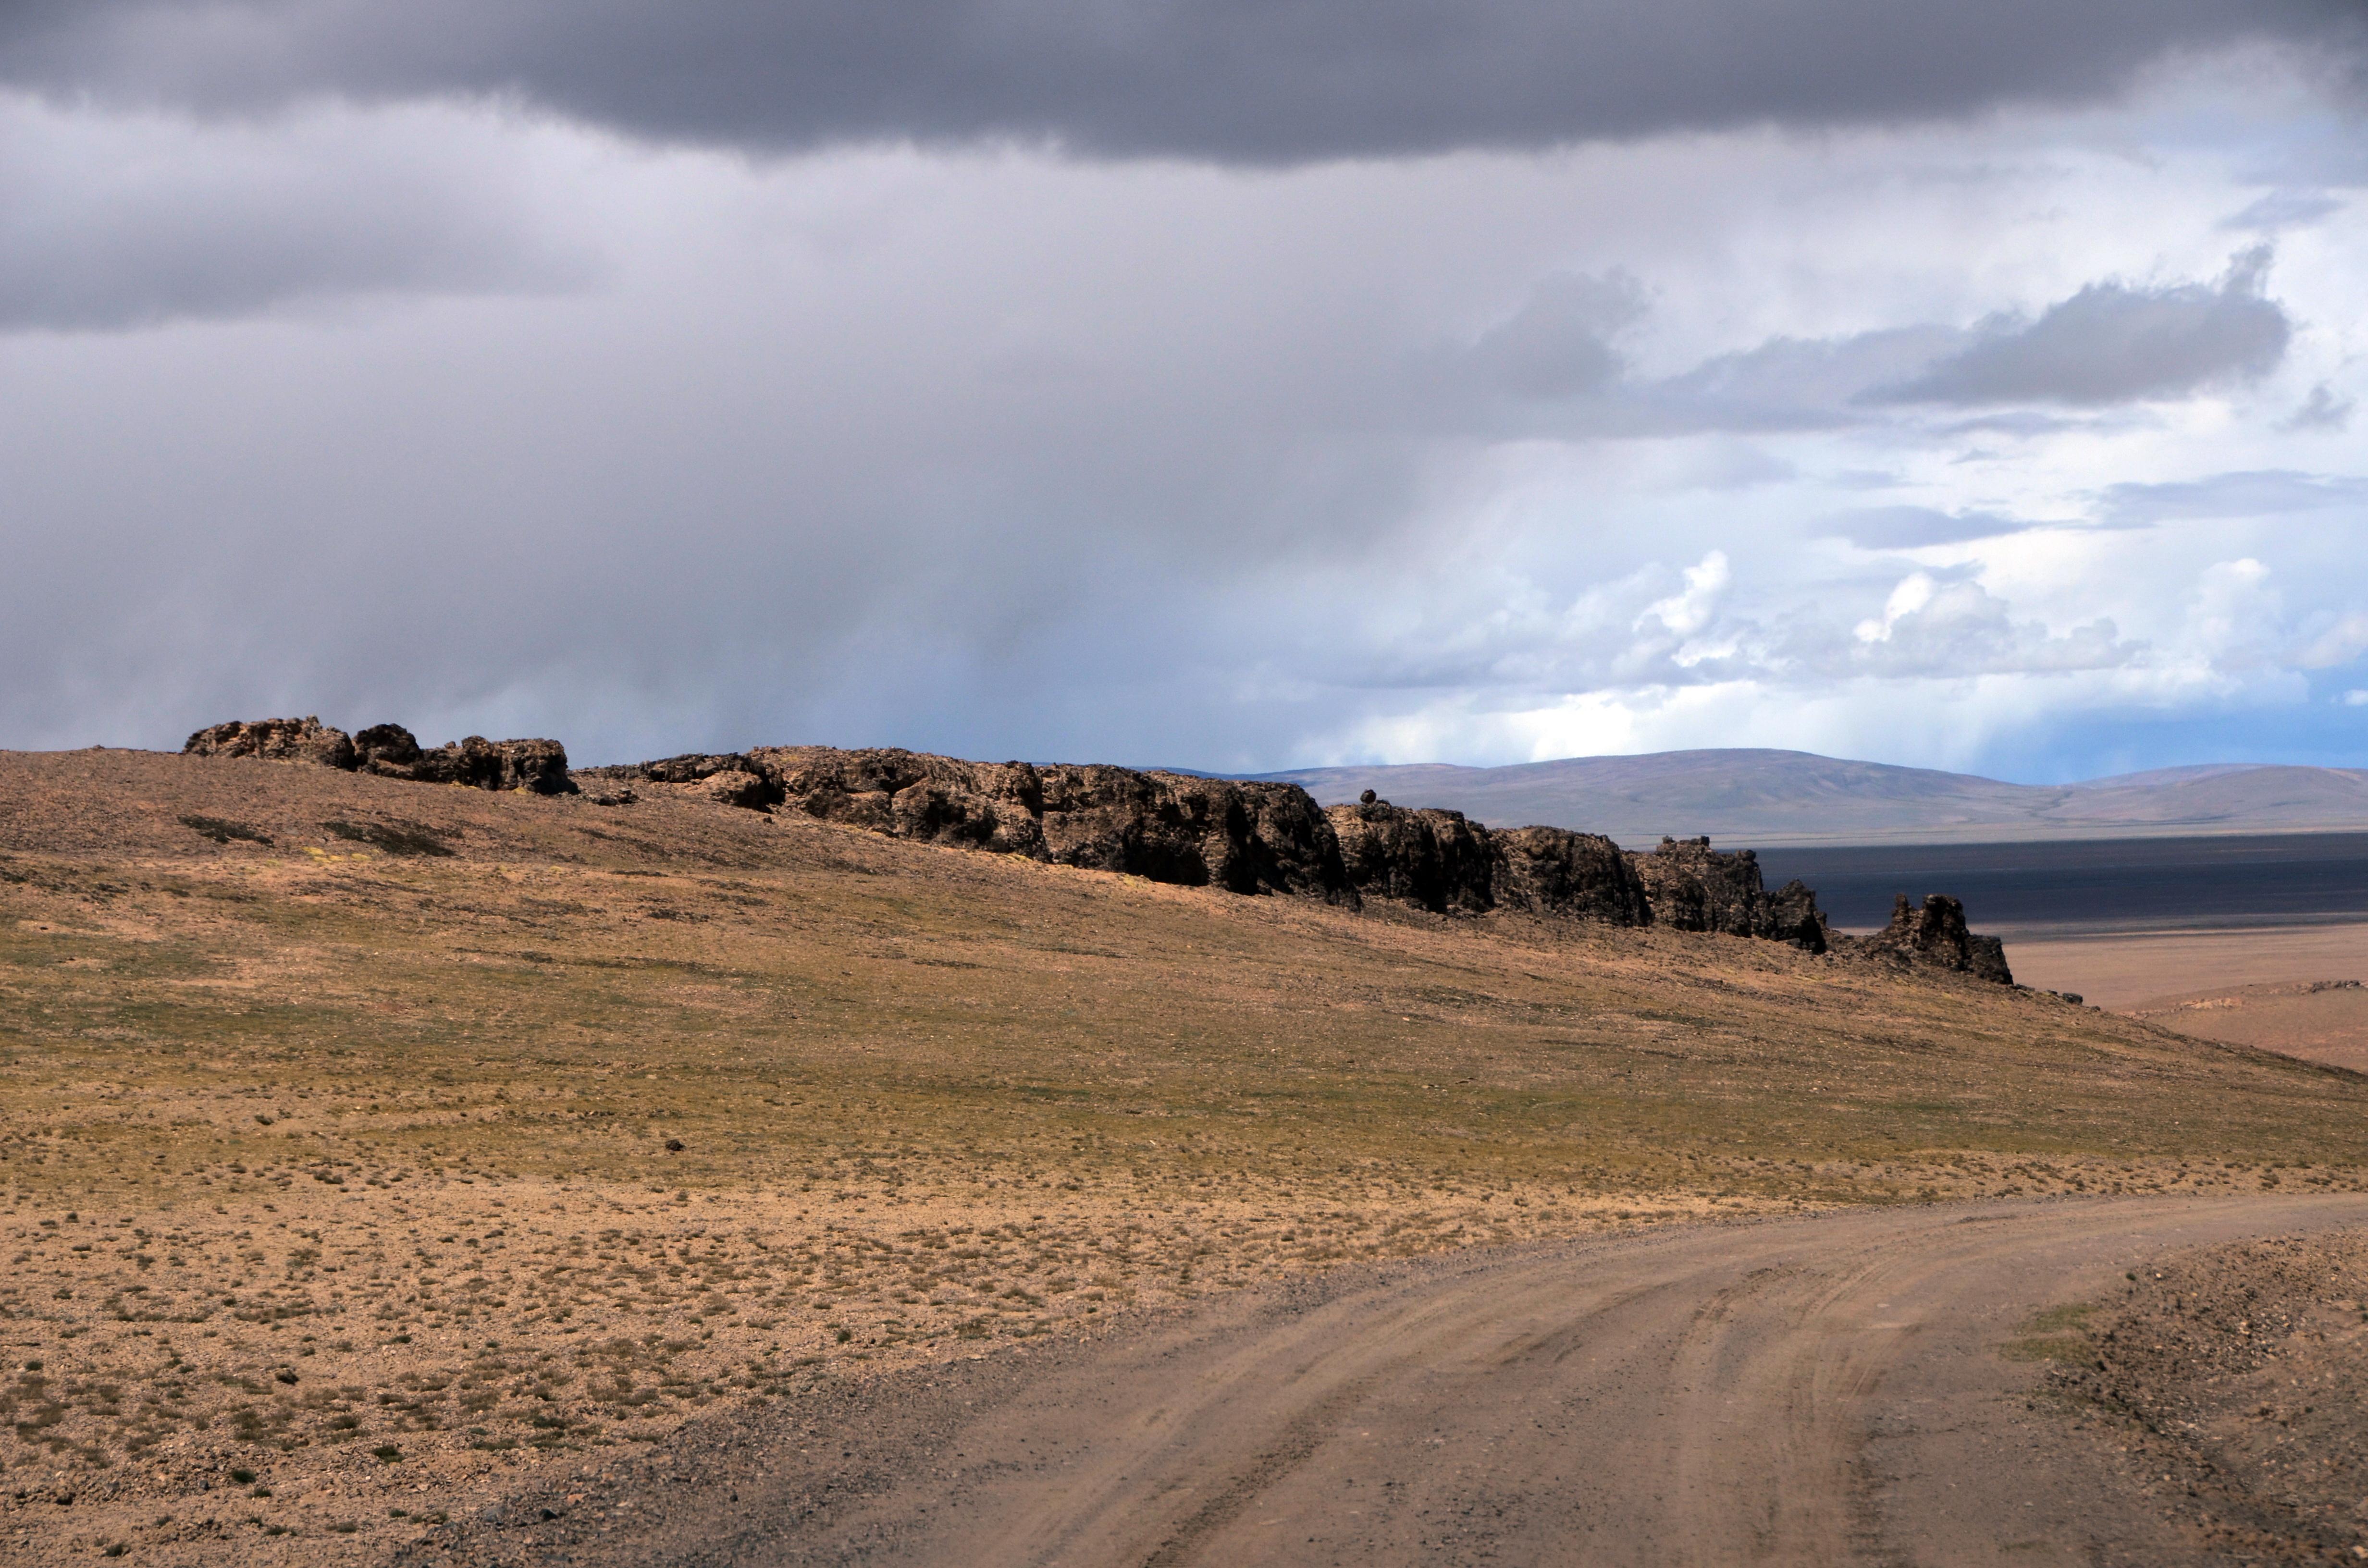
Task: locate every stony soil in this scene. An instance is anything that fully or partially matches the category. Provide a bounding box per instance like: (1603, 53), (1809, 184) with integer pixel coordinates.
(2041, 1229), (2368, 1563)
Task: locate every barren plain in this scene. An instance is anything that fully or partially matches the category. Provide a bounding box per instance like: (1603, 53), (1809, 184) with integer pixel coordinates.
(7, 748), (2368, 1564)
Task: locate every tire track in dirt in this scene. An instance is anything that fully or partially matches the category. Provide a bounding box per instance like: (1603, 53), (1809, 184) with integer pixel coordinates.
(453, 1195), (2368, 1568)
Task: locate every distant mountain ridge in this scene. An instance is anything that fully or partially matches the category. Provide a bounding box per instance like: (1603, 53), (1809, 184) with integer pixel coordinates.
(1251, 750), (2368, 847)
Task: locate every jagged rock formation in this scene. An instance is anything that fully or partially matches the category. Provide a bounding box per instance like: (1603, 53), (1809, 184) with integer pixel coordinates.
(1628, 836), (1829, 953)
(604, 744), (2001, 977)
(1844, 893), (2014, 984)
(1493, 827), (1656, 926)
(183, 716), (356, 770)
(184, 719), (574, 795)
(1322, 801), (1651, 926)
(1326, 802), (1496, 913)
(617, 747), (1356, 902)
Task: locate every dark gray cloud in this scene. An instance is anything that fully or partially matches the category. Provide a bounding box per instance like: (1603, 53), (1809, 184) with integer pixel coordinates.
(1465, 272), (1643, 400)
(1418, 251), (2300, 443)
(2099, 468), (2368, 523)
(0, 101), (588, 331)
(1, 0), (2361, 161)
(1868, 248), (2291, 406)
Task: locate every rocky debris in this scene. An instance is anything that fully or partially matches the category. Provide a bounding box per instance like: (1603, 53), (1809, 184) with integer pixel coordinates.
(1627, 836), (1829, 953)
(1844, 893), (2013, 984)
(182, 718), (575, 795)
(182, 716), (354, 770)
(2042, 1231), (2368, 1562)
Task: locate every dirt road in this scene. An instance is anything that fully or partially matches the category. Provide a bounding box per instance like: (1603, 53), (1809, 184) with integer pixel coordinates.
(432, 1196), (2368, 1568)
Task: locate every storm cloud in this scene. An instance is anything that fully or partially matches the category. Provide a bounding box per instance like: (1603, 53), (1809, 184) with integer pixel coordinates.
(1, 0), (2363, 160)
(0, 97), (588, 331)
(0, 5), (2365, 783)
(1869, 249), (2292, 407)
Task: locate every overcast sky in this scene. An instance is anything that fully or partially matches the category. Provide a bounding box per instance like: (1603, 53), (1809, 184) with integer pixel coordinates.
(3, 1), (2365, 780)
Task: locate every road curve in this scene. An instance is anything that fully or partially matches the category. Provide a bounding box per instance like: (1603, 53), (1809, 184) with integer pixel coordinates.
(462, 1195), (2368, 1568)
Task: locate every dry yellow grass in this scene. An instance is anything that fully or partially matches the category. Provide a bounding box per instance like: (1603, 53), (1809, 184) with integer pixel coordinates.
(5, 747), (2368, 1562)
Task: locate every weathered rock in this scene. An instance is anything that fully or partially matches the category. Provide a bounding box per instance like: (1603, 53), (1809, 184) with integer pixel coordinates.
(1323, 804), (1649, 925)
(625, 753), (784, 809)
(1490, 826), (1653, 925)
(692, 770), (777, 811)
(185, 716), (574, 794)
(611, 743), (1860, 949)
(635, 752), (766, 787)
(1628, 836), (1829, 952)
(712, 748), (1358, 901)
(1326, 802), (1494, 913)
(392, 735), (575, 795)
(1848, 893), (2013, 984)
(183, 717), (355, 771)
(1758, 878), (1830, 954)
(351, 723), (423, 774)
(1121, 774), (1351, 901)
(751, 747), (1049, 858)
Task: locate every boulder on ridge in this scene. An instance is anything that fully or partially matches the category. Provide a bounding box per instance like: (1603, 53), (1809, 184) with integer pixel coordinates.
(1847, 893), (2013, 984)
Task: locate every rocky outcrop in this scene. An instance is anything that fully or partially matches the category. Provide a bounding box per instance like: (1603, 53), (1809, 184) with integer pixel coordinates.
(183, 719), (575, 795)
(613, 747), (1360, 903)
(1492, 826), (1655, 925)
(184, 717), (355, 770)
(1325, 802), (1496, 914)
(1037, 766), (1349, 899)
(602, 744), (2016, 975)
(1844, 893), (2013, 984)
(1322, 801), (1650, 925)
(1628, 836), (1829, 953)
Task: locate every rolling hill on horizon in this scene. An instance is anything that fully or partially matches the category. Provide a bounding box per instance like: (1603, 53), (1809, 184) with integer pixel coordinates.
(1253, 750), (2368, 847)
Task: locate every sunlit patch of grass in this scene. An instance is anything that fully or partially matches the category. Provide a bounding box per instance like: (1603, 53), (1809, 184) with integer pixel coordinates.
(2000, 1301), (2099, 1362)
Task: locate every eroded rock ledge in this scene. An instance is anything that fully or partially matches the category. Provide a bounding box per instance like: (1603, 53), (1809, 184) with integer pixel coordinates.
(177, 723), (2013, 983)
(183, 717), (574, 795)
(601, 744), (2010, 982)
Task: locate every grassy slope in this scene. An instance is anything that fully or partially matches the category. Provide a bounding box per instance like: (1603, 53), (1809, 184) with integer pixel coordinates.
(4, 750), (2367, 1560)
(5, 748), (2364, 1211)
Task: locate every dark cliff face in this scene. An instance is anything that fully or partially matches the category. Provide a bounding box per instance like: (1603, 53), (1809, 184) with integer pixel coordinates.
(1326, 802), (1497, 914)
(1627, 836), (1829, 953)
(1843, 893), (2014, 984)
(1491, 826), (1655, 926)
(185, 719), (574, 795)
(1323, 802), (1650, 926)
(625, 747), (1362, 905)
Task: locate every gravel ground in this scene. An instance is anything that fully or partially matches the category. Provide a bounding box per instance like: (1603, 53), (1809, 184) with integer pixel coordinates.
(2046, 1229), (2368, 1563)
